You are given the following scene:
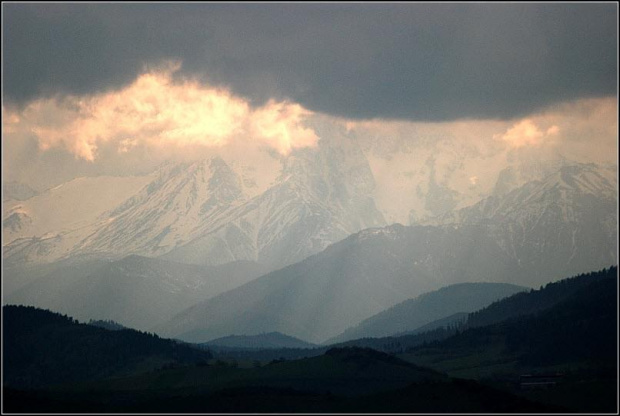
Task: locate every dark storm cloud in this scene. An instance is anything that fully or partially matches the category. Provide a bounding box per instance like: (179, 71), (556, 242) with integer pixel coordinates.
(3, 3), (617, 121)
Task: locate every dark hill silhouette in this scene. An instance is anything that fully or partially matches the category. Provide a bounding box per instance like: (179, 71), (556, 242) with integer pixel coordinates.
(466, 266), (617, 328)
(3, 305), (212, 389)
(3, 346), (557, 413)
(408, 267), (618, 371)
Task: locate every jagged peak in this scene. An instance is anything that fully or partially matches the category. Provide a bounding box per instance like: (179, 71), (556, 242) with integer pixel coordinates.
(537, 162), (616, 197)
(422, 162), (617, 228)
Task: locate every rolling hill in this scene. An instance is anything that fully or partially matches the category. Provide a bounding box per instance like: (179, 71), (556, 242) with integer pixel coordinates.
(328, 282), (527, 343)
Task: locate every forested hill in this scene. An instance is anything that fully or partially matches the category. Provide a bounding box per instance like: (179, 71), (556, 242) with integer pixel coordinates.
(3, 305), (212, 389)
(409, 269), (617, 371)
(466, 266), (617, 328)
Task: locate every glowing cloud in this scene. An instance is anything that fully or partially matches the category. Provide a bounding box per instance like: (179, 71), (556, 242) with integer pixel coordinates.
(5, 64), (319, 161)
(495, 119), (560, 148)
(251, 101), (320, 155)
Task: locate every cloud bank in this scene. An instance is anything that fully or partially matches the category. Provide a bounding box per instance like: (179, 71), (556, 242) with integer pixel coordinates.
(4, 3), (617, 121)
(4, 64), (319, 161)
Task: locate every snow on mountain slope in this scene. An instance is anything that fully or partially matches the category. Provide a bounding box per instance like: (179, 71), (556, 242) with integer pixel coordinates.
(163, 134), (386, 268)
(2, 175), (155, 243)
(427, 163), (618, 230)
(424, 162), (618, 283)
(3, 132), (385, 271)
(69, 158), (251, 259)
(355, 129), (578, 225)
(2, 175), (155, 265)
(427, 163), (616, 224)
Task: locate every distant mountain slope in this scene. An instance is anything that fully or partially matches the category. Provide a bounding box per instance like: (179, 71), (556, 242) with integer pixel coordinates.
(465, 266), (618, 329)
(399, 312), (468, 336)
(156, 223), (514, 344)
(203, 266), (617, 366)
(2, 255), (111, 297)
(151, 222), (542, 344)
(5, 255), (269, 331)
(406, 267), (618, 374)
(204, 332), (317, 350)
(157, 164), (616, 344)
(328, 282), (527, 344)
(2, 305), (212, 389)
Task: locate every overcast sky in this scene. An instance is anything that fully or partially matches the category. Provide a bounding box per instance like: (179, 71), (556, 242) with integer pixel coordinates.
(2, 3), (618, 189)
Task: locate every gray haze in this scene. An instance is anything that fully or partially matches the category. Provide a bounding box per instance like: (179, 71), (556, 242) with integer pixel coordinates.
(4, 3), (616, 120)
(4, 255), (270, 330)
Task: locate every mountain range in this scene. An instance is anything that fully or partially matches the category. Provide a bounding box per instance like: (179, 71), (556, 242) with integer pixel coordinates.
(2, 131), (617, 346)
(4, 158), (615, 342)
(5, 132), (608, 271)
(155, 162), (616, 343)
(3, 134), (386, 271)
